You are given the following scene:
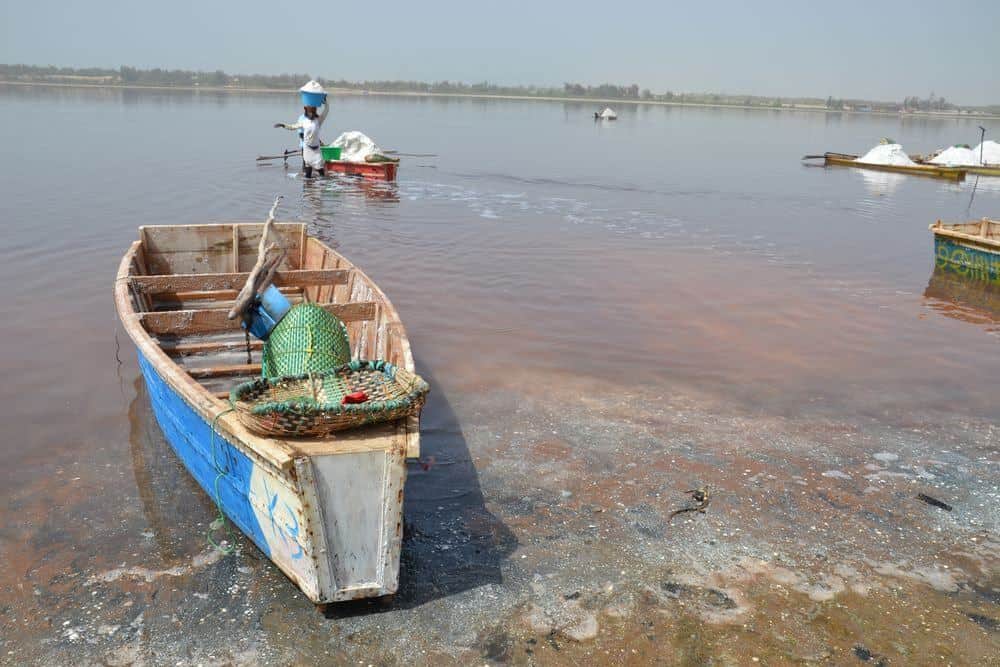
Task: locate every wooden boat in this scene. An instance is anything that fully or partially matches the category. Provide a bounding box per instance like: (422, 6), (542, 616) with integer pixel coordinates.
(822, 152), (966, 181)
(913, 161), (1000, 177)
(115, 222), (419, 603)
(930, 218), (1000, 284)
(964, 165), (1000, 177)
(325, 159), (398, 181)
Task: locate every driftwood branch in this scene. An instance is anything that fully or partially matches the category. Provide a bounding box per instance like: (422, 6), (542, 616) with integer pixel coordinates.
(255, 248), (287, 296)
(228, 196), (284, 321)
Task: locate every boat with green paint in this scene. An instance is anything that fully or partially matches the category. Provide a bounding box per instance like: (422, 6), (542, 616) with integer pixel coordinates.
(930, 218), (1000, 284)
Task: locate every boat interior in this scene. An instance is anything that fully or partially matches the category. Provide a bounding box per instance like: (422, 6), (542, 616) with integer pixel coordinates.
(116, 222), (419, 462)
(933, 218), (1000, 243)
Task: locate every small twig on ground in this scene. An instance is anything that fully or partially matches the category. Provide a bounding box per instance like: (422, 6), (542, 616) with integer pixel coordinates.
(917, 493), (953, 512)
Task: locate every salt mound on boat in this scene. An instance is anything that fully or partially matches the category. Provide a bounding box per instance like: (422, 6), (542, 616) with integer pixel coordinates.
(857, 143), (916, 166)
(929, 145), (978, 166)
(330, 131), (383, 163)
(971, 140), (1000, 165)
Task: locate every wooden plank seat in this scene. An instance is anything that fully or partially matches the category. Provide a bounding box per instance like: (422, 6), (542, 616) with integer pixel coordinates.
(139, 302), (377, 335)
(187, 363), (262, 379)
(131, 269), (350, 295)
(161, 339), (265, 356)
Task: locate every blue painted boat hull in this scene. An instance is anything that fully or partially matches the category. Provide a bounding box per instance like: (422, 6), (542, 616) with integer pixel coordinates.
(138, 352), (272, 558)
(135, 348), (406, 602)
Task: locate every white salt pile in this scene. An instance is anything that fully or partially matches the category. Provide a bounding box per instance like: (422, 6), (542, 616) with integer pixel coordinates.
(929, 145), (979, 166)
(856, 143), (916, 166)
(330, 131), (383, 163)
(970, 140), (1000, 165)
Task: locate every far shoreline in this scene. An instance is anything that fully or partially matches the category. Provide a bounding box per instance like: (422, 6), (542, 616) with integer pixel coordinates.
(4, 79), (1000, 121)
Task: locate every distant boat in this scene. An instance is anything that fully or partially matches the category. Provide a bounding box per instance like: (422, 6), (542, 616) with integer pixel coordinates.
(912, 144), (1000, 176)
(814, 152), (966, 181)
(912, 155), (1000, 177)
(325, 159), (399, 181)
(930, 218), (1000, 284)
(595, 107), (618, 120)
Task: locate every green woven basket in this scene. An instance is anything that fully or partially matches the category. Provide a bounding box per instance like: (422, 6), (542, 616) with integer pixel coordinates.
(261, 303), (351, 378)
(230, 360), (430, 437)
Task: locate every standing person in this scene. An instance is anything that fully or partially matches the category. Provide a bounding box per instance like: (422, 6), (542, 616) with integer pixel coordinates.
(274, 99), (329, 178)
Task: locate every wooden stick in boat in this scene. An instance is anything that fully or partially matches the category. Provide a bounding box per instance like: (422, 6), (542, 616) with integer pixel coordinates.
(228, 196), (283, 321)
(228, 240), (278, 320)
(253, 247), (287, 298)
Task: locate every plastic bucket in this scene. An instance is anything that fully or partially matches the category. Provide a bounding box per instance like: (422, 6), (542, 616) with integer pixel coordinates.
(300, 91), (326, 107)
(242, 284), (292, 341)
(321, 146), (342, 161)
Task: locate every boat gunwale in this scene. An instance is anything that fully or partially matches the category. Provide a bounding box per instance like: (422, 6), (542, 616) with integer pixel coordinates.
(930, 218), (1000, 252)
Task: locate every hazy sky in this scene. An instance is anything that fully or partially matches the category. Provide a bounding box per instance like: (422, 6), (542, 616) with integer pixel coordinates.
(2, 0), (998, 105)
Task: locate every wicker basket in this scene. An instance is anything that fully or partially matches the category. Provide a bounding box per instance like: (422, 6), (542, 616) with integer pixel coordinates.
(261, 303), (351, 378)
(230, 360), (429, 437)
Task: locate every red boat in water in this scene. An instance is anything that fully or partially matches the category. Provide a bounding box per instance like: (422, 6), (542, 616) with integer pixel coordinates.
(325, 159), (398, 181)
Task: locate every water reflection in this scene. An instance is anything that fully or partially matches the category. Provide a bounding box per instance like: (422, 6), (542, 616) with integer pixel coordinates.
(923, 264), (1000, 331)
(297, 174), (400, 228)
(128, 377), (217, 562)
(966, 174), (1000, 195)
(858, 168), (907, 196)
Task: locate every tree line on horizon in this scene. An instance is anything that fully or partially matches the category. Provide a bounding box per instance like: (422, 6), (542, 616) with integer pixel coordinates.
(1, 64), (996, 114)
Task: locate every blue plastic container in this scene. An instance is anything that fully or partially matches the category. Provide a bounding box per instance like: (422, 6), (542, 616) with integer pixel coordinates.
(300, 91), (326, 107)
(242, 284), (292, 340)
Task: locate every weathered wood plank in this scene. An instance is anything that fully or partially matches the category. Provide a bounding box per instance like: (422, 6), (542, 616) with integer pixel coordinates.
(159, 286), (302, 305)
(162, 340), (265, 356)
(141, 223), (304, 274)
(140, 301), (377, 335)
(188, 363), (261, 378)
(232, 225), (240, 273)
(132, 269), (350, 295)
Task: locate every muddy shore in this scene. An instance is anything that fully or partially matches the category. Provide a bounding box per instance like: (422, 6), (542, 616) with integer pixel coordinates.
(2, 365), (996, 665)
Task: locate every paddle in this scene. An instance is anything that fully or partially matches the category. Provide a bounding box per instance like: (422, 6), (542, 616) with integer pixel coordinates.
(384, 150), (438, 158)
(256, 149), (302, 162)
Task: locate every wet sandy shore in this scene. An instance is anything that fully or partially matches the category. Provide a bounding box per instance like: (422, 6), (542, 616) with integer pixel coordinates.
(1, 361), (996, 665)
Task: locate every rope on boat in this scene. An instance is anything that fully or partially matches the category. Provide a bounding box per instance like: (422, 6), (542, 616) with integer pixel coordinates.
(208, 408), (237, 554)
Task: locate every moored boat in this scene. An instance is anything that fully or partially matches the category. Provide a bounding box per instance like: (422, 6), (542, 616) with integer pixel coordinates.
(964, 165), (1000, 177)
(325, 159), (398, 181)
(930, 218), (1000, 284)
(912, 160), (1000, 178)
(822, 152), (966, 181)
(115, 221), (420, 603)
